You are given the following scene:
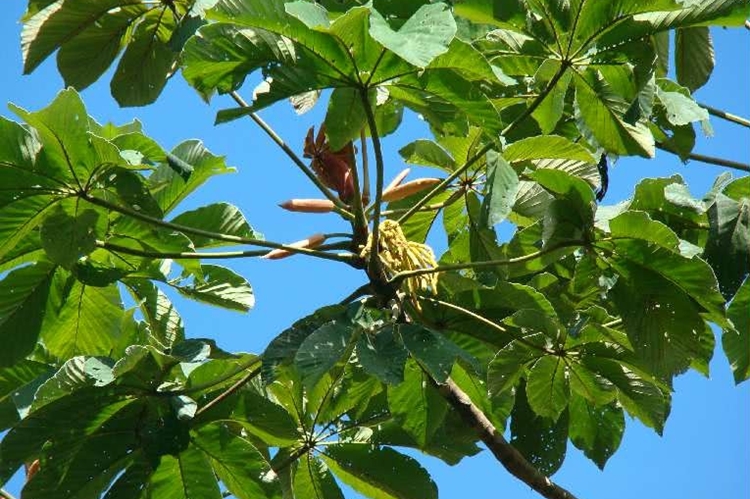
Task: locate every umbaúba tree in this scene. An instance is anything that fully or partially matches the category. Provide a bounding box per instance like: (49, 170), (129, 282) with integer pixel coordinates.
(1, 1), (748, 499)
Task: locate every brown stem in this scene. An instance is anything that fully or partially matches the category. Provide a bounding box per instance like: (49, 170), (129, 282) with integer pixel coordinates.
(434, 377), (580, 499)
(699, 102), (750, 128)
(656, 143), (750, 173)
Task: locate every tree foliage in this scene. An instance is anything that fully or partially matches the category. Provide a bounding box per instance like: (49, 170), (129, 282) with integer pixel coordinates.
(1, 1), (749, 498)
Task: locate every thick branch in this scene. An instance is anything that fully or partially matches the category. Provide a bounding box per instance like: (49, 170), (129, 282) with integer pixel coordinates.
(229, 91), (353, 219)
(435, 377), (580, 499)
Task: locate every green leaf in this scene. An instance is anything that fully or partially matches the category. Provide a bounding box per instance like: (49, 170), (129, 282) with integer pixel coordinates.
(609, 210), (680, 250)
(262, 305), (347, 383)
(703, 194), (749, 299)
(40, 206), (100, 268)
(675, 27), (714, 92)
(56, 6), (146, 90)
(357, 326), (408, 384)
(567, 362), (616, 406)
(388, 360), (448, 446)
(149, 140), (234, 215)
(656, 82), (710, 127)
(294, 454), (345, 499)
(110, 9), (178, 106)
(226, 390), (302, 446)
(0, 262), (55, 367)
(285, 1), (331, 29)
(483, 151), (519, 226)
(181, 22), (297, 100)
(123, 279), (185, 350)
(325, 88), (368, 151)
(724, 279), (750, 383)
(610, 260), (714, 378)
(398, 324), (470, 382)
(171, 265), (255, 312)
(525, 356), (569, 421)
(568, 396), (624, 469)
(295, 320), (356, 388)
(148, 446), (222, 499)
(575, 70), (655, 157)
(10, 88), (103, 183)
(321, 444), (438, 499)
(582, 357), (669, 434)
(398, 140), (456, 171)
(0, 361), (51, 431)
(191, 423), (273, 499)
(369, 3), (456, 68)
(31, 356), (114, 412)
(510, 382), (568, 475)
(21, 0), (142, 73)
(41, 274), (127, 360)
(487, 332), (547, 395)
(172, 202), (258, 248)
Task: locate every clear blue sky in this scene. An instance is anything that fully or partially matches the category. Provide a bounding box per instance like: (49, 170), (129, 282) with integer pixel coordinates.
(1, 4), (748, 498)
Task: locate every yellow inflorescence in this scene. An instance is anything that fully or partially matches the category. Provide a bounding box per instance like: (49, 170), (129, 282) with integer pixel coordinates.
(360, 219), (438, 295)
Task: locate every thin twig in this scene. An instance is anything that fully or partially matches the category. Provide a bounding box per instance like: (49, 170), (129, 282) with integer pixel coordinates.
(432, 376), (580, 499)
(389, 240), (582, 286)
(195, 365), (262, 417)
(360, 129), (370, 203)
(83, 195), (357, 264)
(229, 91), (353, 219)
(339, 283), (373, 304)
(699, 102), (750, 128)
(657, 144), (750, 172)
(398, 62), (571, 224)
(419, 296), (555, 353)
(0, 489), (18, 499)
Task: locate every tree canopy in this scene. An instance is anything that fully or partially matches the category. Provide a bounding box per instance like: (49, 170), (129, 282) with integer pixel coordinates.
(1, 1), (748, 499)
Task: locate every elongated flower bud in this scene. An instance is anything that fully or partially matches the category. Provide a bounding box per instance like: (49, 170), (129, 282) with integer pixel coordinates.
(279, 199), (336, 213)
(384, 168), (411, 193)
(262, 233), (327, 260)
(382, 178), (441, 202)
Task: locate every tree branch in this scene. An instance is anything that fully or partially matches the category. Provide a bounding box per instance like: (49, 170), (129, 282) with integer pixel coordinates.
(434, 377), (580, 499)
(83, 195), (357, 264)
(657, 143), (750, 173)
(229, 91), (354, 219)
(360, 88), (386, 281)
(699, 102), (750, 128)
(195, 364), (262, 417)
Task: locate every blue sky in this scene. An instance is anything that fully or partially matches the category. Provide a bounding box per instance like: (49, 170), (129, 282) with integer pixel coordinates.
(0, 4), (748, 498)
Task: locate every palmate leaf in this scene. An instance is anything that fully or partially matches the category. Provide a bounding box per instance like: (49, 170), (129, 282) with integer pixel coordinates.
(724, 278), (750, 384)
(0, 361), (52, 431)
(170, 264), (255, 312)
(191, 423), (275, 499)
(568, 396), (624, 470)
(20, 0), (216, 105)
(295, 319), (357, 389)
(510, 381), (568, 476)
(294, 454), (345, 499)
(321, 444), (438, 499)
(0, 262), (56, 367)
(387, 359), (448, 447)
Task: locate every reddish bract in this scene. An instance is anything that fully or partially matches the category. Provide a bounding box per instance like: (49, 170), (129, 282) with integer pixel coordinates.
(303, 125), (355, 203)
